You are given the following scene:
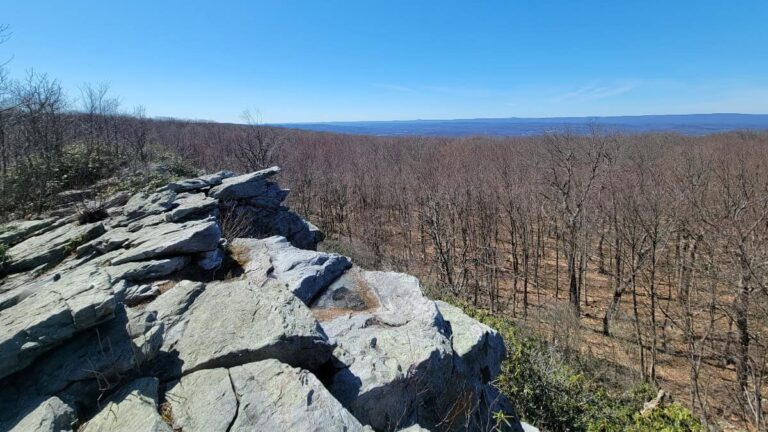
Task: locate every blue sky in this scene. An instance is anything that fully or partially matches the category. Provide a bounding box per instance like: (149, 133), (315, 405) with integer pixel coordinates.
(3, 0), (767, 123)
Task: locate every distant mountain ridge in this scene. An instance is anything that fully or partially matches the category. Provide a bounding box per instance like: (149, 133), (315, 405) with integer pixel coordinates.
(279, 113), (768, 136)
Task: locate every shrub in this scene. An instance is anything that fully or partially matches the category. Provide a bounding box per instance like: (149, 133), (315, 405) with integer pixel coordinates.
(454, 302), (703, 432)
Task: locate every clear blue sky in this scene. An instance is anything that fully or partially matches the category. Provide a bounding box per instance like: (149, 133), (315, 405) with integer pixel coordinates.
(3, 0), (767, 123)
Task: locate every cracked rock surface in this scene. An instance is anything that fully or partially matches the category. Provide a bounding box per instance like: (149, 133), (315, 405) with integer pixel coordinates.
(0, 167), (519, 431)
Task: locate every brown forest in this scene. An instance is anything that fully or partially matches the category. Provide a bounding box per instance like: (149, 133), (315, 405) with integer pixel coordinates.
(1, 71), (768, 429)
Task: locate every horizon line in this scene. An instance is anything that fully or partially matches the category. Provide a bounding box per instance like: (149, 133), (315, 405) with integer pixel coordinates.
(273, 112), (768, 126)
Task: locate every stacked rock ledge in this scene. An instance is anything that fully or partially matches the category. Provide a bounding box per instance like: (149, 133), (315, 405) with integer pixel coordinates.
(0, 166), (521, 432)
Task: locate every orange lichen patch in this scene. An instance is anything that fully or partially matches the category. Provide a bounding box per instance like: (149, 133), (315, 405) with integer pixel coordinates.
(311, 272), (380, 321)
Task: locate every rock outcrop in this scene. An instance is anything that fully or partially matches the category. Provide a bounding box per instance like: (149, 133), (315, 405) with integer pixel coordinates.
(0, 167), (520, 431)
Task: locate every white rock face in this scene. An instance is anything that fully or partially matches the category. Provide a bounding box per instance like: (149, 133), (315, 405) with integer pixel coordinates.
(0, 168), (518, 432)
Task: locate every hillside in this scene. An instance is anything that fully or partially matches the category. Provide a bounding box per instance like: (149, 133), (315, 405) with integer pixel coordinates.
(280, 113), (768, 136)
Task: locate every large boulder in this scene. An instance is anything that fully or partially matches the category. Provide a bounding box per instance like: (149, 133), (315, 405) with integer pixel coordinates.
(208, 166), (282, 201)
(12, 305), (163, 408)
(152, 278), (334, 377)
(316, 269), (454, 430)
(0, 167), (519, 432)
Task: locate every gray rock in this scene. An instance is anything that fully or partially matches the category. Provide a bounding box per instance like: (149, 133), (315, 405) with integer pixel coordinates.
(0, 265), (118, 379)
(436, 300), (505, 382)
(156, 278), (333, 377)
(233, 236), (351, 304)
(125, 214), (167, 232)
(433, 302), (516, 432)
(110, 219), (221, 265)
(75, 227), (131, 258)
(121, 189), (177, 222)
(163, 170), (234, 193)
(124, 284), (161, 306)
(108, 256), (189, 282)
(320, 269), (454, 431)
(208, 166), (281, 201)
(273, 209), (324, 250)
(229, 359), (367, 432)
(102, 190), (131, 209)
(196, 248), (223, 270)
(80, 377), (171, 432)
(164, 193), (218, 222)
(0, 269), (45, 310)
(20, 305), (164, 403)
(2, 396), (76, 432)
(0, 218), (57, 247)
(165, 368), (237, 432)
(3, 222), (106, 274)
(311, 269), (379, 313)
(241, 181), (290, 208)
(149, 280), (206, 327)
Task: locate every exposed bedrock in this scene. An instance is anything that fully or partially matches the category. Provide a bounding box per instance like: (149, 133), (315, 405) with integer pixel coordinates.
(0, 166), (519, 432)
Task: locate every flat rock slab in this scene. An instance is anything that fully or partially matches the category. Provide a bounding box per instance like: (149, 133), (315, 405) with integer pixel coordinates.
(229, 359), (367, 432)
(0, 218), (57, 247)
(108, 256), (190, 282)
(163, 193), (218, 222)
(121, 189), (177, 223)
(0, 265), (118, 379)
(80, 377), (171, 432)
(110, 219), (220, 265)
(156, 278), (333, 377)
(3, 221), (105, 274)
(165, 368), (237, 432)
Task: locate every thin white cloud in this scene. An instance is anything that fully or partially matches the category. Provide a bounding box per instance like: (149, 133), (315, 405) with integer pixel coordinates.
(550, 81), (639, 102)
